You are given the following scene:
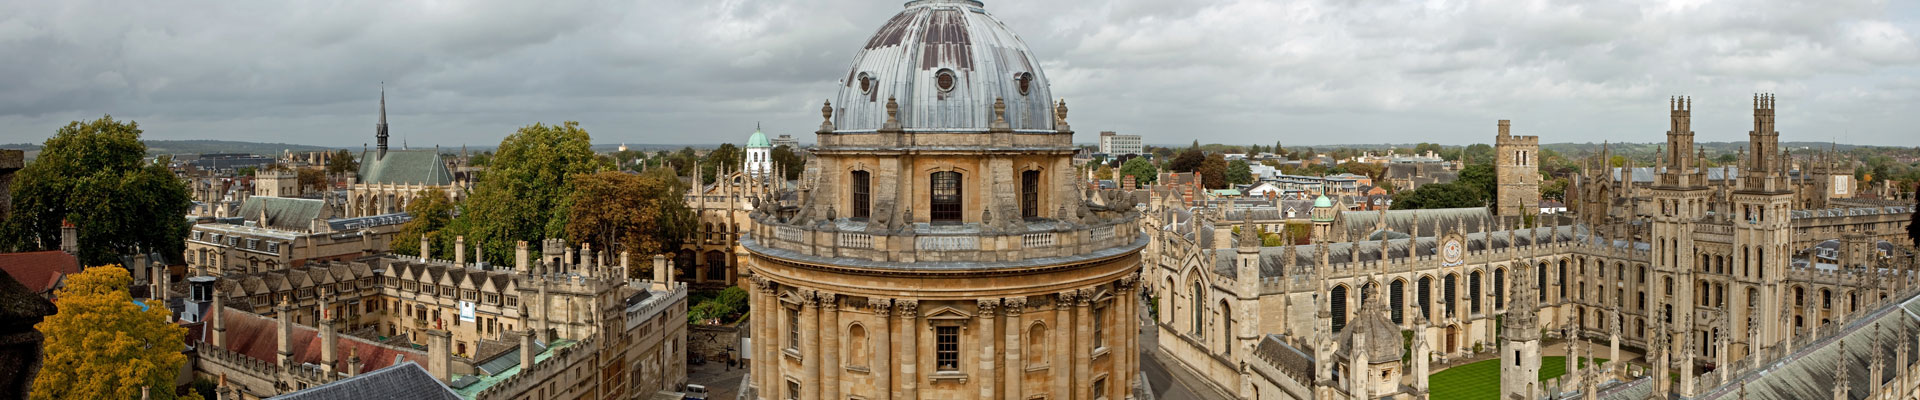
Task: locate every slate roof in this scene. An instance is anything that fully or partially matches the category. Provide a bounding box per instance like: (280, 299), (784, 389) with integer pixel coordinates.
(1213, 225), (1586, 279)
(270, 361), (459, 400)
(0, 251), (80, 295)
(357, 150), (454, 186)
(1692, 291), (1920, 400)
(238, 197), (329, 231)
(210, 306), (428, 374)
(1337, 207), (1494, 240)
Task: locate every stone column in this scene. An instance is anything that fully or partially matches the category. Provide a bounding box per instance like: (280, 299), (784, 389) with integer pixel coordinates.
(1053, 292), (1073, 400)
(822, 293), (841, 400)
(1075, 289), (1094, 400)
(899, 300), (920, 400)
(754, 277), (777, 400)
(1119, 278), (1138, 400)
(977, 298), (998, 400)
(872, 299), (894, 400)
(802, 289), (821, 400)
(1004, 297), (1026, 400)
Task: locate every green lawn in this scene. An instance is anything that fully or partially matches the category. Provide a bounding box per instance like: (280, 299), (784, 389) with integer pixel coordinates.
(1428, 356), (1608, 400)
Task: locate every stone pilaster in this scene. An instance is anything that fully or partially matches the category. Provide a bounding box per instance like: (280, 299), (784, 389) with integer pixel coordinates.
(801, 289), (820, 400)
(822, 293), (841, 400)
(1053, 292), (1073, 400)
(871, 299), (894, 400)
(898, 299), (919, 400)
(1074, 288), (1093, 400)
(976, 298), (998, 400)
(1003, 297), (1025, 400)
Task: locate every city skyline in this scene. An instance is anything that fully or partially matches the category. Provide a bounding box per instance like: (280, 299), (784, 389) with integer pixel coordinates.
(2, 0), (1917, 147)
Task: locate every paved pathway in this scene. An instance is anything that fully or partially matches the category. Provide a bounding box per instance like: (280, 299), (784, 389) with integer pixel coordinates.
(1137, 297), (1216, 400)
(687, 356), (748, 399)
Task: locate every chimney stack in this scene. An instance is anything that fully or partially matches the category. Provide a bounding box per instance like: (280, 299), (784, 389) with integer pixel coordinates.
(427, 320), (452, 382)
(516, 241), (530, 272)
(320, 294), (338, 376)
(346, 347), (363, 377)
(520, 328), (538, 371)
(652, 254), (670, 291)
(275, 296), (294, 367)
(211, 283), (227, 347)
(455, 236), (466, 266)
(420, 234), (431, 261)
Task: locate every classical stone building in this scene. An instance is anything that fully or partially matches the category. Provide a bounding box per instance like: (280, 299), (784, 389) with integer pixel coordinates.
(174, 238), (688, 399)
(1146, 95), (1919, 399)
(186, 196), (409, 275)
(347, 90), (464, 217)
(741, 1), (1146, 399)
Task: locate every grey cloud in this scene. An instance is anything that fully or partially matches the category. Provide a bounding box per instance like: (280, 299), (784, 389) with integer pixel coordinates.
(0, 0), (1915, 148)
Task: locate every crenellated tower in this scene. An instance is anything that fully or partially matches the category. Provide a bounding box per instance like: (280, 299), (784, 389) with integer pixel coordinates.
(1495, 120), (1541, 217)
(1730, 93), (1793, 358)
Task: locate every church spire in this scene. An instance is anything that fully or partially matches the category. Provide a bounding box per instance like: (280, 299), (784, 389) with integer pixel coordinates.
(377, 83), (390, 159)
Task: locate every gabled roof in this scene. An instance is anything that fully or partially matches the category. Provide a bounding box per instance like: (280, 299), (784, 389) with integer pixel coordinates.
(212, 306), (427, 374)
(270, 361), (459, 400)
(0, 251), (80, 295)
(238, 197), (329, 231)
(357, 150), (454, 186)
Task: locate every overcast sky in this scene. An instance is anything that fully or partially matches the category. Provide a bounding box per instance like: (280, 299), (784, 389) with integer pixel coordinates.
(3, 0), (1918, 148)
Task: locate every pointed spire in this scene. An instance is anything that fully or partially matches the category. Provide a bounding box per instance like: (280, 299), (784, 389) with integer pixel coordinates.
(376, 83), (390, 159)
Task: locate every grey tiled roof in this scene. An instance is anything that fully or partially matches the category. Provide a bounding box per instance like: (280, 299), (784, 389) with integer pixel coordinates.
(271, 361), (459, 400)
(357, 150), (454, 186)
(238, 197), (328, 230)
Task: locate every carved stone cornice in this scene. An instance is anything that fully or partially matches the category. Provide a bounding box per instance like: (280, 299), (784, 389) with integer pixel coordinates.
(896, 299), (919, 318)
(1057, 290), (1078, 306)
(751, 275), (776, 293)
(977, 298), (999, 317)
(868, 298), (893, 315)
(1076, 288), (1094, 306)
(799, 289), (819, 306)
(1003, 297), (1027, 316)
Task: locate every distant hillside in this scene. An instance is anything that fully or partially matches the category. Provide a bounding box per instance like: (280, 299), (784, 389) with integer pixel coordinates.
(0, 140), (344, 161)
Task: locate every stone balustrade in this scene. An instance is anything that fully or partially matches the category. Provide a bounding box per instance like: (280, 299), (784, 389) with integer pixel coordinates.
(749, 212), (1140, 264)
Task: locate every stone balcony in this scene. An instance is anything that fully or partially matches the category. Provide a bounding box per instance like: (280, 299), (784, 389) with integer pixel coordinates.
(745, 212), (1144, 268)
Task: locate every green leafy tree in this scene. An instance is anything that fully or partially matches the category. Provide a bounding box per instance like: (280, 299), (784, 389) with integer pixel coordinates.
(326, 149), (359, 175)
(33, 266), (198, 400)
(1169, 144), (1205, 173)
(4, 116), (191, 266)
(296, 167), (328, 193)
(564, 169), (695, 261)
(701, 143), (742, 184)
(1390, 164), (1497, 210)
(770, 145), (807, 181)
(393, 188), (456, 258)
(1460, 144), (1495, 165)
(1120, 157), (1158, 186)
(452, 122), (609, 262)
(1225, 160), (1254, 185)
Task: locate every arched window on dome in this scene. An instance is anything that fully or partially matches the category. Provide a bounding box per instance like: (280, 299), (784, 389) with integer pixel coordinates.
(851, 171), (871, 219)
(931, 171), (962, 223)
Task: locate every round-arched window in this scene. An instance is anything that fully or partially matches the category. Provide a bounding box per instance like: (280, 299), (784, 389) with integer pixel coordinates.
(936, 69), (956, 92)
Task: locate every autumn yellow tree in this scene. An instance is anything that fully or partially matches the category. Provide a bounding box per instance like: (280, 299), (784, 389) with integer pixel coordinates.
(32, 266), (197, 400)
(565, 169), (695, 277)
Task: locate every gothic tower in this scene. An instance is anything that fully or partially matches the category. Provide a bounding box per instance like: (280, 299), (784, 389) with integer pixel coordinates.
(376, 87), (390, 160)
(1501, 252), (1543, 399)
(1649, 96), (1709, 364)
(1495, 120), (1541, 217)
(1732, 93), (1794, 357)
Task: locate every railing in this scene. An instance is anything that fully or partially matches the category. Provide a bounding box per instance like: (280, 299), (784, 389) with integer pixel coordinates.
(774, 226), (805, 242)
(837, 232), (873, 249)
(1022, 232), (1056, 248)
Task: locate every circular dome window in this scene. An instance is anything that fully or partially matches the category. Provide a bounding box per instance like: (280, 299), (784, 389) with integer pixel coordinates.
(858, 73), (873, 95)
(1015, 72), (1033, 96)
(936, 69), (956, 93)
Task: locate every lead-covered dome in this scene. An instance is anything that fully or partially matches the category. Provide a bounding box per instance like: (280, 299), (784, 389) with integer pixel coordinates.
(832, 0), (1055, 132)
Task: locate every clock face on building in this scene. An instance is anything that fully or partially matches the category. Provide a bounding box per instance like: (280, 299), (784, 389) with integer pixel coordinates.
(1442, 237), (1464, 265)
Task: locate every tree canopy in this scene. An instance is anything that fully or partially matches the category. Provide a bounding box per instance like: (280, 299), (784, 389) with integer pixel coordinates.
(565, 169), (696, 267)
(451, 122), (610, 262)
(393, 187), (456, 258)
(33, 266), (197, 400)
(4, 116), (192, 266)
(1198, 153), (1228, 189)
(1225, 160), (1254, 186)
(325, 149), (358, 176)
(1168, 143), (1205, 173)
(1390, 164), (1497, 210)
(770, 145), (806, 181)
(1120, 157), (1157, 186)
(700, 143), (742, 184)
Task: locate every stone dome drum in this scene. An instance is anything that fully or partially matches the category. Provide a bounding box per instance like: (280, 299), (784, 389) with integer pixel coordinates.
(832, 0), (1055, 133)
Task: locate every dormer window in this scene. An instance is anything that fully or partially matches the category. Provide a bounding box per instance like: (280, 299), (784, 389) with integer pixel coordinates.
(1015, 72), (1032, 96)
(858, 72), (873, 95)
